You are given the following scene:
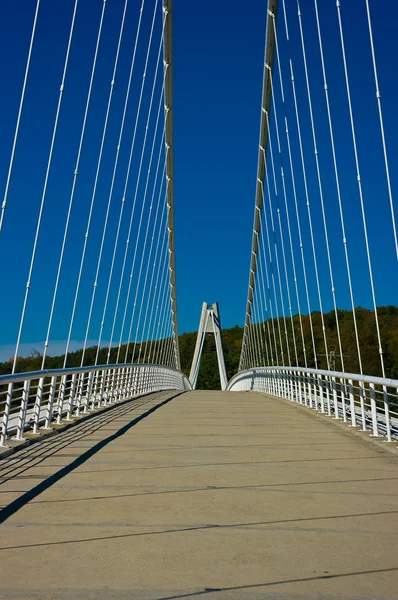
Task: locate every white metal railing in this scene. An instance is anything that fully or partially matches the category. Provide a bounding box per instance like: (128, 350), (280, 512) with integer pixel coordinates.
(227, 367), (398, 442)
(0, 364), (191, 447)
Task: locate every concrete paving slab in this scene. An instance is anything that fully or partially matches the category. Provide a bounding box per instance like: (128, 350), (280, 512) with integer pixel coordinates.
(0, 390), (398, 599)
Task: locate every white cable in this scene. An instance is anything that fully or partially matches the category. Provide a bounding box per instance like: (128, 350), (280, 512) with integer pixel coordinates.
(312, 0), (363, 373)
(296, 2), (344, 372)
(266, 70), (299, 366)
(336, 0), (385, 377)
(11, 1), (81, 374)
(257, 233), (274, 365)
(258, 198), (279, 366)
(42, 0), (128, 369)
(137, 168), (167, 361)
(154, 262), (173, 364)
(252, 294), (264, 365)
(254, 292), (267, 366)
(115, 31), (167, 363)
(295, 1), (330, 370)
(95, 81), (166, 365)
(153, 270), (170, 365)
(279, 0), (318, 369)
(365, 0), (397, 261)
(271, 10), (311, 367)
(256, 206), (276, 365)
(125, 96), (167, 363)
(0, 0), (41, 235)
(262, 156), (288, 366)
(255, 227), (273, 365)
(146, 221), (169, 361)
(142, 200), (167, 362)
(110, 148), (166, 364)
(63, 0), (146, 366)
(134, 169), (167, 364)
(83, 10), (164, 367)
(259, 180), (281, 365)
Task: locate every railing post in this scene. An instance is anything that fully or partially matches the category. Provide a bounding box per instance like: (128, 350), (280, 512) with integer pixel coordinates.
(14, 379), (30, 441)
(66, 373), (77, 421)
(98, 370), (107, 407)
(383, 385), (391, 442)
(102, 370), (110, 405)
(348, 379), (356, 427)
(341, 379), (347, 422)
(1, 382), (14, 447)
(306, 372), (311, 407)
(332, 376), (338, 418)
(325, 376), (332, 416)
(75, 372), (85, 417)
(32, 376), (45, 434)
(297, 371), (302, 404)
(84, 371), (94, 412)
(112, 369), (119, 402)
(319, 374), (325, 413)
(44, 375), (57, 429)
(91, 371), (100, 410)
(56, 375), (67, 424)
(369, 383), (379, 436)
(359, 382), (366, 431)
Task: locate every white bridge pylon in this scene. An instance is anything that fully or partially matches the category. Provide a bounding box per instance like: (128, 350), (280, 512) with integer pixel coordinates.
(189, 302), (228, 391)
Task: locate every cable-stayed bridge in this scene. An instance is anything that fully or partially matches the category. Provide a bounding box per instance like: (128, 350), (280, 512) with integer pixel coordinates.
(0, 1), (397, 597)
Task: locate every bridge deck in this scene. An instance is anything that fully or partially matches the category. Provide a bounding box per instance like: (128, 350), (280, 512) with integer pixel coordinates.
(0, 390), (398, 599)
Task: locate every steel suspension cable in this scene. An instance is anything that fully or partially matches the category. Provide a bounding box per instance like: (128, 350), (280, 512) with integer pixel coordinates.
(117, 42), (167, 364)
(63, 1), (147, 366)
(297, 2), (344, 373)
(154, 257), (174, 365)
(259, 178), (282, 365)
(365, 0), (397, 262)
(335, 0), (385, 377)
(146, 221), (169, 361)
(312, 0), (363, 374)
(294, 1), (329, 370)
(80, 1), (162, 366)
(257, 224), (275, 365)
(153, 247), (172, 364)
(141, 198), (168, 362)
(278, 0), (317, 370)
(95, 83), (166, 366)
(42, 0), (130, 369)
(262, 157), (288, 366)
(137, 169), (167, 362)
(266, 70), (299, 366)
(10, 0), (81, 374)
(126, 99), (167, 364)
(270, 9), (309, 367)
(0, 0), (41, 235)
(255, 222), (273, 366)
(110, 149), (166, 364)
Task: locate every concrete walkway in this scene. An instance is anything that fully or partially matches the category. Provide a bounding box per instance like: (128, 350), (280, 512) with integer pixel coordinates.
(0, 390), (398, 599)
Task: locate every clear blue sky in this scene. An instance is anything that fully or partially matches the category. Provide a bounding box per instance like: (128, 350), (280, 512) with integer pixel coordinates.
(0, 0), (396, 360)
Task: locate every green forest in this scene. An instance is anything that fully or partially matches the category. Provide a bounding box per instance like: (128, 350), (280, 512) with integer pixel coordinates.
(0, 306), (397, 389)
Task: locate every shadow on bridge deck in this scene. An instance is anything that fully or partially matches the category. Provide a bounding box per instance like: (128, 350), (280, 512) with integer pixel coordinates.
(0, 390), (398, 599)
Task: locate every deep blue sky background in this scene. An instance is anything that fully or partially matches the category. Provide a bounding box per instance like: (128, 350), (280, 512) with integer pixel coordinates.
(0, 0), (397, 360)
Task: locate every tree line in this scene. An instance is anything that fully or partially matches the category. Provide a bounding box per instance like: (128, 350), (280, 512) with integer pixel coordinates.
(0, 306), (397, 390)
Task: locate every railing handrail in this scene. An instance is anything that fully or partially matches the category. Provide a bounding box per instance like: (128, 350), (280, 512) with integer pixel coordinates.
(227, 366), (398, 391)
(0, 363), (189, 386)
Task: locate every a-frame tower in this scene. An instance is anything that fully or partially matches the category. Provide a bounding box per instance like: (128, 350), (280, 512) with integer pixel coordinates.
(189, 302), (228, 390)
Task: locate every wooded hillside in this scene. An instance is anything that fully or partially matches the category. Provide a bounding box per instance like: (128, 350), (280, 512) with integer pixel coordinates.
(1, 306), (397, 389)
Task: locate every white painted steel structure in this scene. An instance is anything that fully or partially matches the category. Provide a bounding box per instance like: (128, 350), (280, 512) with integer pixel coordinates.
(189, 302), (228, 391)
(0, 364), (191, 447)
(0, 0), (397, 453)
(239, 0), (397, 387)
(227, 367), (398, 442)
